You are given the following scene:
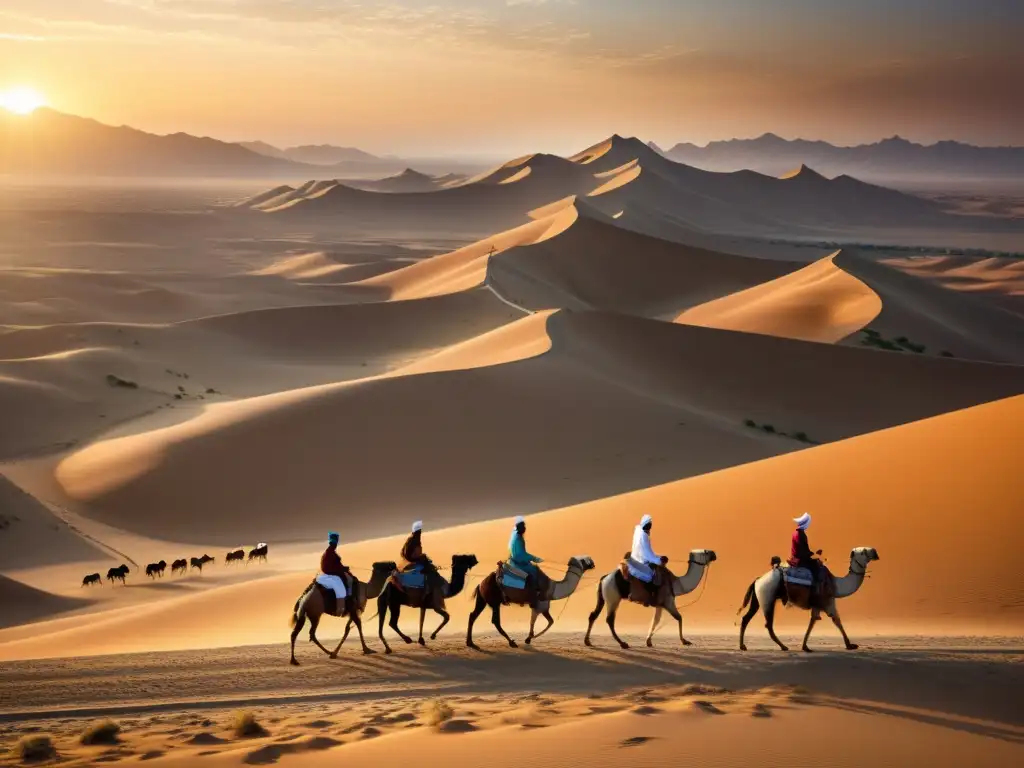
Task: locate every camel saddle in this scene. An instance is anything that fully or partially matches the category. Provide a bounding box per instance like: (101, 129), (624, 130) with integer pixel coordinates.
(781, 565), (834, 610)
(314, 576), (356, 617)
(495, 562), (547, 606)
(618, 557), (663, 607)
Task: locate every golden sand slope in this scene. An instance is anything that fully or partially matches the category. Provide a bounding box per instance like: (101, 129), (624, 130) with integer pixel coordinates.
(883, 255), (1024, 315)
(677, 250), (882, 342)
(48, 311), (1024, 546)
(2, 394), (1020, 660)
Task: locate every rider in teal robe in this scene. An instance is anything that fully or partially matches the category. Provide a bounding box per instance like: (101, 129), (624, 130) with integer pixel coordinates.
(508, 516), (542, 577)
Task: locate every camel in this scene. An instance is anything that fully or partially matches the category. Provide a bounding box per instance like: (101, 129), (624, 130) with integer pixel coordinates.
(584, 549), (717, 649)
(338, 554), (479, 653)
(81, 573), (101, 587)
(106, 564), (129, 584)
(145, 560), (167, 578)
(248, 544), (268, 563)
(170, 558), (188, 575)
(738, 547), (880, 652)
(225, 549), (245, 564)
(289, 561), (395, 665)
(466, 556), (595, 649)
(190, 554), (215, 573)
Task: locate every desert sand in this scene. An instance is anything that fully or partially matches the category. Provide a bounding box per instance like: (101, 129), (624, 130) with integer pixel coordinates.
(1, 135), (1022, 766)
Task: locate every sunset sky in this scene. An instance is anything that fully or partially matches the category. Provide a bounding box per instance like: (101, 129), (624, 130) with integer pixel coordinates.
(1, 1), (1021, 156)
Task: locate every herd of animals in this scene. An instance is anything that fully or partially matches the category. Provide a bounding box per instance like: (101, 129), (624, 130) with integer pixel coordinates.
(80, 543), (269, 586)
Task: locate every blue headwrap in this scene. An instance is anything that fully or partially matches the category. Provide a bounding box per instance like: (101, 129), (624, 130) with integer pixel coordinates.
(328, 531), (340, 545)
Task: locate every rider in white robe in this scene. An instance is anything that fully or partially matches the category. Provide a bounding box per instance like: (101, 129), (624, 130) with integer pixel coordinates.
(628, 514), (662, 583)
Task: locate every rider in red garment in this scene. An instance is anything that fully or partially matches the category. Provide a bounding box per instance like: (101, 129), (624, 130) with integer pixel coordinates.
(788, 513), (822, 582)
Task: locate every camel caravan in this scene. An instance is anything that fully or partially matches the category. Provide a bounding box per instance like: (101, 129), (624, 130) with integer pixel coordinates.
(80, 543), (268, 587)
(288, 513), (880, 663)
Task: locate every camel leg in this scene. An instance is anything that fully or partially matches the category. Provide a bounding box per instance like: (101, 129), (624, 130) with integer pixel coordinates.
(801, 611), (820, 652)
(739, 589), (760, 651)
(829, 608), (858, 650)
(525, 609), (539, 645)
(607, 605), (629, 649)
(532, 611), (555, 640)
(584, 582), (606, 647)
(350, 610), (376, 655)
(430, 609), (450, 640)
(307, 614), (334, 658)
(666, 603), (692, 646)
(389, 603), (413, 644)
(466, 590), (486, 650)
(765, 601), (788, 651)
(491, 604), (517, 648)
(645, 607), (663, 647)
(376, 599), (391, 655)
(334, 619), (354, 651)
(418, 607), (427, 646)
(290, 611), (307, 666)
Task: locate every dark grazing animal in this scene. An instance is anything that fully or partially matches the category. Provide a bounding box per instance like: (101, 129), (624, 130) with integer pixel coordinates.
(225, 549), (245, 564)
(171, 558), (188, 575)
(145, 560), (167, 578)
(247, 543), (268, 563)
(82, 573), (102, 587)
(190, 554), (215, 572)
(106, 564), (130, 584)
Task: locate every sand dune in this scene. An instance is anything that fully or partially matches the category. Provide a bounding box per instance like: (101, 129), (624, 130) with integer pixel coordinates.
(883, 255), (1024, 316)
(678, 250), (882, 342)
(47, 310), (1024, 546)
(2, 393), (1020, 661)
(834, 250), (1024, 365)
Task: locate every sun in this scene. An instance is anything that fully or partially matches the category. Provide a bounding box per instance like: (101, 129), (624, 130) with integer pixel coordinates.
(0, 86), (47, 115)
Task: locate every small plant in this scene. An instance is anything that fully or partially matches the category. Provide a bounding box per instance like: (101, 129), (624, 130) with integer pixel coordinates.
(81, 720), (121, 745)
(105, 374), (138, 389)
(793, 431), (810, 443)
(762, 424), (776, 434)
(940, 351), (955, 358)
(743, 419), (757, 428)
(421, 698), (454, 727)
(232, 711), (268, 738)
(18, 735), (56, 763)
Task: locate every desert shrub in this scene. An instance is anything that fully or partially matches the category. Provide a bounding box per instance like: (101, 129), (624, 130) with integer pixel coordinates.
(421, 698), (454, 727)
(793, 432), (810, 443)
(762, 424), (776, 434)
(743, 419), (757, 428)
(18, 735), (56, 763)
(232, 711), (268, 738)
(940, 351), (955, 358)
(863, 328), (881, 337)
(105, 374), (138, 389)
(81, 720), (120, 745)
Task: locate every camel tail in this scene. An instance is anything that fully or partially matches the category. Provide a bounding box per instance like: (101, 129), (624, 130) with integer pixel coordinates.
(467, 584), (480, 603)
(736, 580), (756, 615)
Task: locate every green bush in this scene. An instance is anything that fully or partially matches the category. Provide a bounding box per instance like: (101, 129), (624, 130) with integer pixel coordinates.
(743, 419), (757, 428)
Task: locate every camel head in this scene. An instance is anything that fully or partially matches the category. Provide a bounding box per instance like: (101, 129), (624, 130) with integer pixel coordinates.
(372, 560), (398, 575)
(568, 556), (596, 573)
(850, 547), (880, 570)
(451, 554), (479, 570)
(689, 549), (717, 566)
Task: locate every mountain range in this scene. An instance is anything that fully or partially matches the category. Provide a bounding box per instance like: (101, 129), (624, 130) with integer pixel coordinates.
(652, 134), (1024, 183)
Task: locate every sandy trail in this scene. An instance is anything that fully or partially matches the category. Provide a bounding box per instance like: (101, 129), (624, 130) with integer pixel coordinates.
(0, 637), (1021, 768)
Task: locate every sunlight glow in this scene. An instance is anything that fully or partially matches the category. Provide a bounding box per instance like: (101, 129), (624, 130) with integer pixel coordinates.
(0, 87), (47, 115)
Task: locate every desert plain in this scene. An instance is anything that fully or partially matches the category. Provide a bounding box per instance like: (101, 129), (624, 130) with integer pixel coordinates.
(0, 133), (1022, 766)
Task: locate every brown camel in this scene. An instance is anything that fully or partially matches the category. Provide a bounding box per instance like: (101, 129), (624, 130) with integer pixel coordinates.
(288, 561), (394, 665)
(466, 556), (594, 649)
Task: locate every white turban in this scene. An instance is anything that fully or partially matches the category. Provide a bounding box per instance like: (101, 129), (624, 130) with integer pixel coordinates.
(793, 513), (811, 530)
(411, 520), (423, 533)
(640, 514), (652, 527)
(514, 515), (525, 527)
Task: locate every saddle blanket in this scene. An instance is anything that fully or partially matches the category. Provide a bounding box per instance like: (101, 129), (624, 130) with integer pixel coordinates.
(783, 567), (813, 587)
(397, 565), (426, 589)
(625, 556), (654, 582)
(500, 572), (527, 589)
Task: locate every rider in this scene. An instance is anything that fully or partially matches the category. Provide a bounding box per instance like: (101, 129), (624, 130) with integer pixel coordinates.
(316, 531), (352, 615)
(788, 513), (822, 586)
(629, 514), (666, 602)
(400, 520), (442, 593)
(508, 515), (544, 606)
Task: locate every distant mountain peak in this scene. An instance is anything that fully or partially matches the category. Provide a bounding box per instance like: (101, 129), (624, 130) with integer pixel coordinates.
(779, 163), (826, 181)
